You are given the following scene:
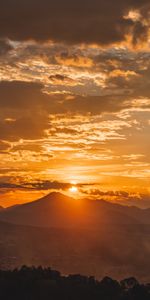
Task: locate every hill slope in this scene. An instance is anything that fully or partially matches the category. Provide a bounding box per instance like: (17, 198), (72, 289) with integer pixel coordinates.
(0, 219), (150, 281)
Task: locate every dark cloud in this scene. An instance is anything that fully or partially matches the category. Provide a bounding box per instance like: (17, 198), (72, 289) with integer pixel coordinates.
(82, 189), (150, 208)
(0, 80), (130, 113)
(49, 74), (69, 81)
(0, 79), (148, 142)
(132, 21), (149, 45)
(0, 117), (48, 141)
(24, 180), (71, 191)
(0, 179), (92, 194)
(0, 39), (13, 55)
(84, 189), (130, 197)
(0, 0), (149, 45)
(0, 81), (46, 109)
(49, 74), (75, 84)
(106, 68), (150, 99)
(0, 81), (50, 141)
(0, 180), (75, 191)
(0, 141), (10, 152)
(0, 182), (23, 189)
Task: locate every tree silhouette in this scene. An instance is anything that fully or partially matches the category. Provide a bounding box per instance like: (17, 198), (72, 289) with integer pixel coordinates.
(0, 266), (149, 300)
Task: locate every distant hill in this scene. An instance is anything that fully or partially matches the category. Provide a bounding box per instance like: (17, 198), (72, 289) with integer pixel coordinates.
(0, 218), (150, 281)
(0, 192), (150, 228)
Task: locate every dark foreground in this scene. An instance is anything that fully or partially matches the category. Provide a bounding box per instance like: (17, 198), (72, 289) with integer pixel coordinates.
(0, 266), (149, 300)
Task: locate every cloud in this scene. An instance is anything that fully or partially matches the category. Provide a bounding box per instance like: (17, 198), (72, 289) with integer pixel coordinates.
(0, 182), (22, 189)
(55, 53), (93, 67)
(0, 179), (81, 192)
(23, 180), (71, 190)
(0, 117), (48, 141)
(83, 189), (130, 198)
(0, 80), (130, 118)
(1, 79), (149, 142)
(2, 42), (150, 100)
(0, 81), (49, 141)
(0, 39), (13, 55)
(82, 188), (150, 208)
(49, 74), (76, 86)
(0, 141), (10, 152)
(0, 0), (150, 46)
(0, 81), (46, 109)
(0, 2), (150, 208)
(131, 21), (149, 45)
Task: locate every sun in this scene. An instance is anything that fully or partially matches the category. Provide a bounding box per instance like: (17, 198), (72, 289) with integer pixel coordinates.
(70, 180), (77, 185)
(69, 186), (78, 193)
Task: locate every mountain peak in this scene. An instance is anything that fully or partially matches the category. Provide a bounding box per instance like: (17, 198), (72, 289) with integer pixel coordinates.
(0, 191), (150, 229)
(39, 191), (73, 202)
(45, 191), (66, 198)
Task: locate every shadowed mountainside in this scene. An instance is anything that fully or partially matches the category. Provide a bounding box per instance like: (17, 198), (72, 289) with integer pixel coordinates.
(0, 192), (150, 228)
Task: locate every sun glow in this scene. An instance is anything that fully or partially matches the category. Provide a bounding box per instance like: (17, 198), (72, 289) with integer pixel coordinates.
(70, 180), (78, 185)
(69, 186), (78, 193)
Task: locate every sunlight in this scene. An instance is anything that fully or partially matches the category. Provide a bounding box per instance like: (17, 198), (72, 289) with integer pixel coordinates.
(70, 180), (77, 185)
(69, 186), (78, 193)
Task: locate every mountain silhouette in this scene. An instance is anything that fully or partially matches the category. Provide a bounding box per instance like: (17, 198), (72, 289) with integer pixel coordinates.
(0, 192), (150, 228)
(0, 193), (150, 280)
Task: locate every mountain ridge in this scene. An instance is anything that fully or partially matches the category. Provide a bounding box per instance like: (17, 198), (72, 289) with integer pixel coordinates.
(0, 192), (150, 280)
(0, 192), (150, 228)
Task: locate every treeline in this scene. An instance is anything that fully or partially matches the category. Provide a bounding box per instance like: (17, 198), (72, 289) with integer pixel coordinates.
(0, 266), (149, 300)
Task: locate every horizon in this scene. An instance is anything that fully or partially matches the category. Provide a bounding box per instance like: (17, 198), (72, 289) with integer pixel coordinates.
(1, 190), (150, 210)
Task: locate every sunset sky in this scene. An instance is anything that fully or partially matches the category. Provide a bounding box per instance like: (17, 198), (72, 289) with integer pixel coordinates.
(0, 0), (150, 207)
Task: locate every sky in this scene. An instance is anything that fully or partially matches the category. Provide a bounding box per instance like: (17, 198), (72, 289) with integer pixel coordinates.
(0, 0), (150, 207)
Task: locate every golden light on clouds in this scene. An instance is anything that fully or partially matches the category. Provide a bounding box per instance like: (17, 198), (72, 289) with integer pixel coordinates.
(124, 10), (141, 22)
(0, 0), (150, 208)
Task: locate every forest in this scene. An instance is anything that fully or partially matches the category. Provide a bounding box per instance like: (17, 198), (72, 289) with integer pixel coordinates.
(0, 266), (149, 300)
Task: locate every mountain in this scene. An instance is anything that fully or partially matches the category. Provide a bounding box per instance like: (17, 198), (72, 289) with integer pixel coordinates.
(0, 192), (148, 227)
(0, 192), (150, 228)
(0, 192), (150, 281)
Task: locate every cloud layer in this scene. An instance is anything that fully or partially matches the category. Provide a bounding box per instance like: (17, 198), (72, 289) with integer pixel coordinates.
(0, 0), (150, 207)
(0, 0), (150, 45)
